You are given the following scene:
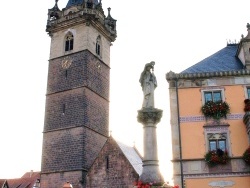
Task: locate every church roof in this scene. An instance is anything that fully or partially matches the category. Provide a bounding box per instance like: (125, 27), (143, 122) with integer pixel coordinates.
(7, 171), (40, 188)
(0, 180), (8, 188)
(66, 0), (99, 8)
(181, 44), (243, 73)
(116, 141), (143, 175)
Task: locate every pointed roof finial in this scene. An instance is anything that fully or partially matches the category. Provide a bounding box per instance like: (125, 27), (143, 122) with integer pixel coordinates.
(55, 0), (59, 7)
(107, 7), (111, 16)
(245, 23), (250, 39)
(49, 0), (60, 12)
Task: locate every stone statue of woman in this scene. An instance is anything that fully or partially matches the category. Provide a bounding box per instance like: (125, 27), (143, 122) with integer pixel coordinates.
(139, 61), (157, 109)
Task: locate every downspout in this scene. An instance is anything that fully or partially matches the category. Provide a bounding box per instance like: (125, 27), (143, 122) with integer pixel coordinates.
(175, 79), (184, 188)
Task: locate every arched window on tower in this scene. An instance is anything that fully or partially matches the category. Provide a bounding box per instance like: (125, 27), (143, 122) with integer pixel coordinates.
(96, 36), (101, 56)
(65, 33), (74, 52)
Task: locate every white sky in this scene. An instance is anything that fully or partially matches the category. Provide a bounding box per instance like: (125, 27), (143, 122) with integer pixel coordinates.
(0, 0), (249, 182)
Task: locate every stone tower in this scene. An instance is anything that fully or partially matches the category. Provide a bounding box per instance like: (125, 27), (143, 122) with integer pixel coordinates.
(41, 1), (117, 187)
(237, 23), (250, 69)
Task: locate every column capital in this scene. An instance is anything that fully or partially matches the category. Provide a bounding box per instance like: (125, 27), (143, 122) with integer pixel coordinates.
(137, 108), (163, 125)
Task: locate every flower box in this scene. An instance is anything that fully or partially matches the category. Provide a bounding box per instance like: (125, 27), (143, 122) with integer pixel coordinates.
(201, 101), (230, 120)
(205, 149), (230, 167)
(243, 146), (250, 165)
(133, 181), (178, 188)
(244, 99), (250, 112)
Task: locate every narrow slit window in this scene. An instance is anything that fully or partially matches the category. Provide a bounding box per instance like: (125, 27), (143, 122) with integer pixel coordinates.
(105, 156), (109, 169)
(63, 104), (66, 114)
(65, 70), (68, 78)
(96, 36), (101, 56)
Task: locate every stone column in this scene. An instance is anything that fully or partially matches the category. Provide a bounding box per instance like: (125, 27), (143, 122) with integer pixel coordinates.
(137, 108), (164, 183)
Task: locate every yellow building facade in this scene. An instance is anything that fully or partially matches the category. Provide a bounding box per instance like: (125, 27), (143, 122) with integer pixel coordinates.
(166, 24), (250, 188)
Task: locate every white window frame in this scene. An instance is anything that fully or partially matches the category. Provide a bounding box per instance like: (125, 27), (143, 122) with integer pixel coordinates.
(201, 87), (225, 104)
(244, 86), (250, 99)
(204, 125), (231, 156)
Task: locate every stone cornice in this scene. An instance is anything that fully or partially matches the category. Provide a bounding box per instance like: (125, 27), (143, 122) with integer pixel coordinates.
(166, 69), (250, 81)
(46, 8), (116, 42)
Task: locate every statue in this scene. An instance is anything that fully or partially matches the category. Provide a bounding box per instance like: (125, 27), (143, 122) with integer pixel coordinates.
(139, 61), (157, 109)
(137, 62), (163, 184)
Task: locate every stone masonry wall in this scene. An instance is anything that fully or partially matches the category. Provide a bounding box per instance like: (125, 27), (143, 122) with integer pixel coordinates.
(41, 123), (108, 186)
(42, 50), (110, 186)
(44, 87), (109, 135)
(41, 127), (84, 173)
(41, 171), (83, 188)
(86, 137), (139, 188)
(47, 50), (110, 100)
(49, 25), (111, 66)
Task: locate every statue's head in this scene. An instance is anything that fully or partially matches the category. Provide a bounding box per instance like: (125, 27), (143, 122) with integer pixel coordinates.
(144, 61), (155, 71)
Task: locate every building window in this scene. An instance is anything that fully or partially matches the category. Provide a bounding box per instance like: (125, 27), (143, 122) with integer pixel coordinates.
(201, 88), (225, 104)
(105, 156), (109, 169)
(246, 87), (250, 99)
(87, 2), (93, 8)
(65, 33), (74, 52)
(96, 36), (101, 56)
(204, 125), (231, 155)
(209, 139), (226, 151)
(63, 104), (66, 115)
(204, 91), (222, 102)
(65, 70), (68, 78)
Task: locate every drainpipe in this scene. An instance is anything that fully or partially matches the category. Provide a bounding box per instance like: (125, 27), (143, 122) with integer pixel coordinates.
(175, 79), (184, 188)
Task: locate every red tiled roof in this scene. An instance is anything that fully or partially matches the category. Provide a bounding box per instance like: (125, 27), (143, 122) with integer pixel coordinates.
(8, 172), (40, 188)
(21, 172), (40, 179)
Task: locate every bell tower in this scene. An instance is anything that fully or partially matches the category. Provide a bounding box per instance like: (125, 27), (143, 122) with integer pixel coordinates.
(41, 0), (117, 187)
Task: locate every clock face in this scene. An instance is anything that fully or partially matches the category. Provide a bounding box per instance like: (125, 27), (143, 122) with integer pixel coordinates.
(62, 58), (72, 69)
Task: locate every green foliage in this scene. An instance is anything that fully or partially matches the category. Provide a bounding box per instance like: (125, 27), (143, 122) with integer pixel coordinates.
(244, 99), (250, 112)
(243, 146), (250, 165)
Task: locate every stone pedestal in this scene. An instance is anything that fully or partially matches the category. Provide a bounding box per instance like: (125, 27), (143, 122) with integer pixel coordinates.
(137, 108), (164, 183)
